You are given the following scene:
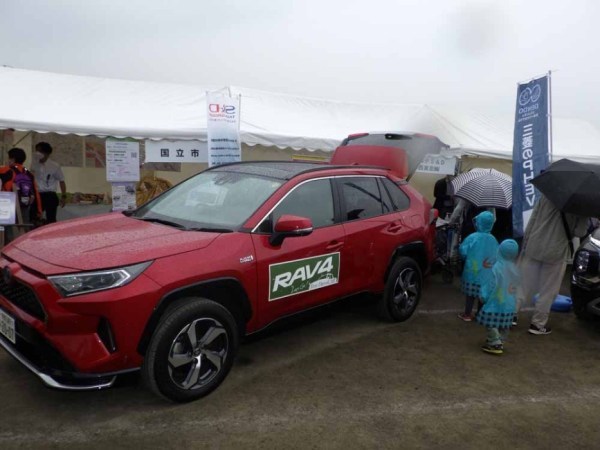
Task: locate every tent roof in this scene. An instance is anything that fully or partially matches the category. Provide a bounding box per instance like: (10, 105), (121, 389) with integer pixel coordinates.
(1, 67), (599, 163)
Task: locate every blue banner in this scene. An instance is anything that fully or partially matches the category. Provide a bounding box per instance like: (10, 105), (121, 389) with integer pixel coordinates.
(512, 75), (550, 238)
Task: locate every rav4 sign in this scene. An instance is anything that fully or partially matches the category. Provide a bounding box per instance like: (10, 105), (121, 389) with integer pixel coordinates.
(269, 253), (340, 301)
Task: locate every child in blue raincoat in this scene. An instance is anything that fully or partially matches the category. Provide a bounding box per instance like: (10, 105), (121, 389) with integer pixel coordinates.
(477, 239), (520, 355)
(458, 211), (499, 321)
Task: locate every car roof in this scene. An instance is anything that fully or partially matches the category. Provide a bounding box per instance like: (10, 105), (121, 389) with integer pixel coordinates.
(209, 161), (387, 181)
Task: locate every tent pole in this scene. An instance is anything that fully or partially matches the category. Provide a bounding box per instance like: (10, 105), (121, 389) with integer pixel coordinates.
(548, 70), (553, 163)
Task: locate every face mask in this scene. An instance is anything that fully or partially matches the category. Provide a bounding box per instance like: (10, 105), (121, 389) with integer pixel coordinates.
(36, 151), (45, 160)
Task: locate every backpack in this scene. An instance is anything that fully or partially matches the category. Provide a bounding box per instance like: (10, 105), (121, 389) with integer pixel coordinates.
(12, 167), (35, 206)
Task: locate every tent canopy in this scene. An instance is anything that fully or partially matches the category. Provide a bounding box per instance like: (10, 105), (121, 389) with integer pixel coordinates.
(1, 67), (599, 163)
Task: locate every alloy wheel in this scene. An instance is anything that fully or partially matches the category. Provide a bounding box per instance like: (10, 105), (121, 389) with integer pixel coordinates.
(392, 267), (419, 316)
(167, 317), (229, 390)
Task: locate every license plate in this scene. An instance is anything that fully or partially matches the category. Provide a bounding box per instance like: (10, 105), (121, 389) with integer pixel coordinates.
(0, 309), (16, 344)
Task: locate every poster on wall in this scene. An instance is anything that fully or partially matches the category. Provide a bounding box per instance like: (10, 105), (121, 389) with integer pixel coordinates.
(0, 192), (16, 225)
(145, 140), (208, 163)
(85, 136), (107, 168)
(111, 182), (137, 211)
(106, 139), (140, 182)
(206, 91), (241, 167)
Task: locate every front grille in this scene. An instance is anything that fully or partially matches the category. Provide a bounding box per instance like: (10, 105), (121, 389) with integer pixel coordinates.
(0, 278), (46, 321)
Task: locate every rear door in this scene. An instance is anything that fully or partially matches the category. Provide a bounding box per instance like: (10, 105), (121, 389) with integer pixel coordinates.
(335, 175), (413, 292)
(251, 177), (353, 325)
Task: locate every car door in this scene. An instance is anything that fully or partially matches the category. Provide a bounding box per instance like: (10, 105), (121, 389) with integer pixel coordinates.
(336, 175), (412, 292)
(251, 177), (352, 325)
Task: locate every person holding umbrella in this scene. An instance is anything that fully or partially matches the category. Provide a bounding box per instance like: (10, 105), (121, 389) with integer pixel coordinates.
(519, 160), (595, 335)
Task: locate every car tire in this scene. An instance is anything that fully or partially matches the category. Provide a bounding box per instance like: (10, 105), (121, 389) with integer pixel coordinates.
(441, 268), (454, 284)
(142, 297), (239, 403)
(378, 257), (422, 322)
(572, 296), (596, 321)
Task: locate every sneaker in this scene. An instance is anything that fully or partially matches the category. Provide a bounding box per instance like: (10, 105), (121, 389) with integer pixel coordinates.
(481, 344), (503, 355)
(512, 316), (518, 327)
(458, 313), (473, 322)
(528, 324), (552, 335)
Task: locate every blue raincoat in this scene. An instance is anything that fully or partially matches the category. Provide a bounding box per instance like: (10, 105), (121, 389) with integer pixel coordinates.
(477, 240), (520, 329)
(459, 211), (499, 297)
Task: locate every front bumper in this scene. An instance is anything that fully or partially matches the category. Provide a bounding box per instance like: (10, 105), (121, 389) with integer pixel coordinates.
(0, 331), (122, 390)
(0, 257), (162, 389)
(571, 276), (600, 317)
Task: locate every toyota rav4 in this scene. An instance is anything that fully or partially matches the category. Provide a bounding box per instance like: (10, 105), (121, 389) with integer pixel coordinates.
(0, 141), (438, 402)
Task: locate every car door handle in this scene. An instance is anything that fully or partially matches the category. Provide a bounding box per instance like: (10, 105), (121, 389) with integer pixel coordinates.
(326, 240), (344, 251)
(388, 222), (403, 233)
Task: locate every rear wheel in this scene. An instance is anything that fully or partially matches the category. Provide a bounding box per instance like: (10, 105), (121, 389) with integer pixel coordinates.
(378, 257), (422, 322)
(142, 298), (239, 402)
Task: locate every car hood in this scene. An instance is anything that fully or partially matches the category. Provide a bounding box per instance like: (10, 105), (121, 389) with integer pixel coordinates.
(8, 213), (220, 272)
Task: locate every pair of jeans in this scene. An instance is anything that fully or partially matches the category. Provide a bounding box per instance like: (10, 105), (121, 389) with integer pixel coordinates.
(486, 327), (509, 346)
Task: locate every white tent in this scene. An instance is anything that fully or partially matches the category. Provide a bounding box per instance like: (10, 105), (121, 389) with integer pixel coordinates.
(1, 66), (599, 163)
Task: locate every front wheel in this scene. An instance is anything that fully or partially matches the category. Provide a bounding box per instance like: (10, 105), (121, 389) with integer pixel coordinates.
(378, 257), (422, 322)
(142, 298), (239, 402)
(572, 295), (596, 321)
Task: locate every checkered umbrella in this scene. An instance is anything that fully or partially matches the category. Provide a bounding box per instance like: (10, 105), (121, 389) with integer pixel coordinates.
(450, 168), (512, 209)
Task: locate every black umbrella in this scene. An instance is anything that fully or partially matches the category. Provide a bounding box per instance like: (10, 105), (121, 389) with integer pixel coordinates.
(531, 158), (600, 217)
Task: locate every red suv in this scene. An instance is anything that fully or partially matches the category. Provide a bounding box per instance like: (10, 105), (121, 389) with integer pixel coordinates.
(0, 145), (437, 402)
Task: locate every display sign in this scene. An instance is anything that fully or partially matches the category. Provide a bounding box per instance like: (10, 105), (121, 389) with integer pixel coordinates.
(111, 182), (137, 212)
(416, 154), (457, 175)
(512, 74), (551, 238)
(269, 253), (340, 301)
(206, 91), (241, 167)
(106, 139), (140, 182)
(145, 140), (208, 163)
(0, 192), (16, 225)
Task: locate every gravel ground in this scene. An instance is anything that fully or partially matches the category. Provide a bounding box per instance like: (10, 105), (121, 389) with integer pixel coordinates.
(1, 273), (599, 449)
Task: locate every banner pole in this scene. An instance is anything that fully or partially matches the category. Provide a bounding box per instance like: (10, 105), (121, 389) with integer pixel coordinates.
(547, 70), (553, 163)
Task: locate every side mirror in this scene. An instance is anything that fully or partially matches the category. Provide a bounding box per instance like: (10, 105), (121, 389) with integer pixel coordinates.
(269, 215), (313, 246)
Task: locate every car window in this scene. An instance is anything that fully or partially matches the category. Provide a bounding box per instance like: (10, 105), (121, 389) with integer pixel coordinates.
(257, 178), (335, 232)
(134, 171), (283, 230)
(377, 178), (394, 214)
(340, 177), (387, 221)
(381, 178), (410, 211)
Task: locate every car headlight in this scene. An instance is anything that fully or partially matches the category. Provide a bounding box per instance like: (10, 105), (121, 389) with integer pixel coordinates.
(49, 262), (152, 297)
(575, 250), (590, 274)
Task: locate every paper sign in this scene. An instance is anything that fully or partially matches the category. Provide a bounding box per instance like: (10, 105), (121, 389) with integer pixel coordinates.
(0, 192), (16, 225)
(111, 182), (137, 211)
(416, 154), (457, 175)
(106, 140), (140, 182)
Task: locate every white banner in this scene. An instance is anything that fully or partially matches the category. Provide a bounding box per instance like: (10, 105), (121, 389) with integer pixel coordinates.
(207, 91), (241, 167)
(416, 154), (457, 175)
(106, 139), (140, 182)
(145, 140), (208, 163)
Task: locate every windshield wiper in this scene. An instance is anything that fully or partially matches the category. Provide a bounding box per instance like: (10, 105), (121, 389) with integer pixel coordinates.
(136, 217), (186, 229)
(187, 227), (234, 233)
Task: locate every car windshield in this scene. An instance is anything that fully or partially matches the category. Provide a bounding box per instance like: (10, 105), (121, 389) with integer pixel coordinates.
(132, 170), (283, 230)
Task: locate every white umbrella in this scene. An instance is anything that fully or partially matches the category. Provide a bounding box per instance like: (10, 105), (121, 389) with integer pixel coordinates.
(451, 169), (512, 209)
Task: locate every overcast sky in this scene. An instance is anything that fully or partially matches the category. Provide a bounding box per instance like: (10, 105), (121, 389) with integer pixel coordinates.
(1, 0), (599, 127)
